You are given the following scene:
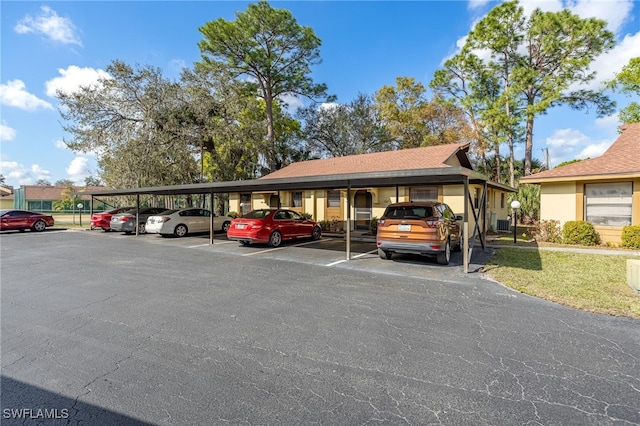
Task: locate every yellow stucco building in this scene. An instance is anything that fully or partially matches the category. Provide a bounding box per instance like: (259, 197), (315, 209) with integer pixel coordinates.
(520, 122), (640, 245)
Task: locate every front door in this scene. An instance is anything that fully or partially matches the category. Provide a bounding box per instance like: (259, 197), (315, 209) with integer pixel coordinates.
(354, 190), (372, 230)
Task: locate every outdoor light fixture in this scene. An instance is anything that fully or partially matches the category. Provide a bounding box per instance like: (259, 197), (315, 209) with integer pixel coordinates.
(510, 200), (521, 244)
(77, 203), (84, 227)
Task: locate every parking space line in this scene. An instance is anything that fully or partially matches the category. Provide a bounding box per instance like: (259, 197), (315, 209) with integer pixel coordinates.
(242, 247), (284, 256)
(325, 249), (377, 267)
(241, 239), (323, 257)
(188, 243), (211, 248)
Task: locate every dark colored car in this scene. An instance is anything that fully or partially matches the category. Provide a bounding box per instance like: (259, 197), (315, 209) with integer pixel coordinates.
(227, 209), (322, 247)
(91, 207), (135, 231)
(376, 202), (462, 265)
(109, 207), (170, 234)
(0, 209), (55, 232)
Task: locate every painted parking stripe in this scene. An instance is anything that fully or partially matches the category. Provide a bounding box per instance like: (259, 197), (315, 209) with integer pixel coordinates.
(241, 239), (323, 257)
(188, 240), (236, 248)
(325, 249), (377, 266)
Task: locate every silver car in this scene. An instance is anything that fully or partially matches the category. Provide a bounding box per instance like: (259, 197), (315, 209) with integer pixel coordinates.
(145, 208), (234, 237)
(110, 207), (171, 234)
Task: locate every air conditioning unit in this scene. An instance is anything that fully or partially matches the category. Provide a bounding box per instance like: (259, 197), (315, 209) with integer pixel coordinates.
(497, 219), (511, 232)
(627, 260), (640, 295)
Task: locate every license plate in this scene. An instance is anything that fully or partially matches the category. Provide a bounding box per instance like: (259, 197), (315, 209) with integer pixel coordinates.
(398, 224), (411, 232)
(236, 223), (246, 229)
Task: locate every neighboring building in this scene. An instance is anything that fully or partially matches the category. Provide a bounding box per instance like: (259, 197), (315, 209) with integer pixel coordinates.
(520, 122), (640, 245)
(0, 185), (14, 209)
(227, 143), (515, 233)
(12, 185), (110, 212)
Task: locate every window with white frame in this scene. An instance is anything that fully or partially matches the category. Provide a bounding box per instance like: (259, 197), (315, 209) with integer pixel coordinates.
(410, 186), (438, 202)
(292, 191), (303, 208)
(240, 194), (252, 215)
(585, 182), (633, 227)
(327, 190), (341, 208)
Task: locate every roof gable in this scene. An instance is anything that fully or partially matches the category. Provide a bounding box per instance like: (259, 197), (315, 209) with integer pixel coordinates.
(521, 123), (640, 182)
(261, 143), (471, 180)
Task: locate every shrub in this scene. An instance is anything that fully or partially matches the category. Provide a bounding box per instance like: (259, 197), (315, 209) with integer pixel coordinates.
(562, 221), (599, 246)
(531, 220), (562, 243)
(370, 217), (378, 235)
(301, 212), (313, 220)
(318, 220), (331, 232)
(226, 211), (238, 218)
(621, 225), (640, 249)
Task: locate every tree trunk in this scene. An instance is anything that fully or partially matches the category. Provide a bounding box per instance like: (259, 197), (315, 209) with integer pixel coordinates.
(265, 93), (277, 174)
(524, 110), (534, 176)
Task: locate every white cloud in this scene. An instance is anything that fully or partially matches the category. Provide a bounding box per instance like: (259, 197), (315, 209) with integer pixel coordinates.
(15, 6), (82, 46)
(567, 0), (633, 34)
(584, 32), (640, 90)
(278, 93), (305, 114)
(0, 160), (52, 186)
(545, 128), (591, 148)
(577, 139), (613, 158)
(0, 80), (53, 111)
(594, 114), (622, 131)
(468, 0), (492, 10)
(66, 156), (91, 184)
(46, 65), (111, 97)
(0, 122), (16, 141)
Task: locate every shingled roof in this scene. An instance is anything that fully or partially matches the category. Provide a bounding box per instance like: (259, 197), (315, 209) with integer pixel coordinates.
(521, 122), (640, 183)
(260, 143), (472, 180)
(21, 185), (107, 200)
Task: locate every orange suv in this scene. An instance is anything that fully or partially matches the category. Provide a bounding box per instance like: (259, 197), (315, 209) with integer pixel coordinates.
(376, 202), (462, 265)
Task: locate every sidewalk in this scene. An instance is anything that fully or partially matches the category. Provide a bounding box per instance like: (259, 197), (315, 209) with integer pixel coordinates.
(324, 231), (640, 256)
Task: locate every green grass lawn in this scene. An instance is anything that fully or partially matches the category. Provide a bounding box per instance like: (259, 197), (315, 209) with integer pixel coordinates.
(484, 248), (640, 318)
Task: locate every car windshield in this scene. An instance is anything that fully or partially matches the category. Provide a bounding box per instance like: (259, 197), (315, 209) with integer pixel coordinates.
(242, 209), (272, 219)
(384, 206), (434, 219)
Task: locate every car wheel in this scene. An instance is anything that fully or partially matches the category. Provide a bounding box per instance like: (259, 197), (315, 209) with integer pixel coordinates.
(139, 222), (146, 234)
(452, 233), (463, 252)
(102, 228), (110, 232)
(311, 226), (321, 240)
(32, 220), (47, 232)
(378, 248), (392, 260)
(174, 224), (188, 237)
(268, 231), (282, 247)
(222, 221), (231, 233)
(436, 239), (451, 265)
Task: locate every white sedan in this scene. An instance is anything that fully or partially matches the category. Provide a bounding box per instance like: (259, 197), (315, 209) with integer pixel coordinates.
(145, 208), (234, 237)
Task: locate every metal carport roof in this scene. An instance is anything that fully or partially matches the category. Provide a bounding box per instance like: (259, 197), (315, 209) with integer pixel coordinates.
(85, 167), (515, 273)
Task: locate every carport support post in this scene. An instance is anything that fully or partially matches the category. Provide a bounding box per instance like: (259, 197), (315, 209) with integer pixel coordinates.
(463, 177), (469, 274)
(346, 183), (351, 261)
(135, 194), (140, 236)
(209, 191), (214, 245)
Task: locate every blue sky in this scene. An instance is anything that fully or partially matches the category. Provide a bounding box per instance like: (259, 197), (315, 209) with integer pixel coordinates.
(1, 0), (639, 188)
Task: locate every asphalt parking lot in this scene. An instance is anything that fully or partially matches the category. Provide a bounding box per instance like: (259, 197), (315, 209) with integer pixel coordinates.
(2, 229), (639, 425)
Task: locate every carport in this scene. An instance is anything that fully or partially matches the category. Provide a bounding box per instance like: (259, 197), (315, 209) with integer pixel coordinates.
(86, 167), (514, 273)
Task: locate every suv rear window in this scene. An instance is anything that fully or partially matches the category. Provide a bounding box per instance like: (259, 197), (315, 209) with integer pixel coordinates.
(383, 206), (435, 219)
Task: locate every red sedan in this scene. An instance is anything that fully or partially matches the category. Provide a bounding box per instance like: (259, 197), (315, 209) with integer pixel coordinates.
(227, 209), (322, 247)
(91, 207), (135, 231)
(0, 209), (55, 232)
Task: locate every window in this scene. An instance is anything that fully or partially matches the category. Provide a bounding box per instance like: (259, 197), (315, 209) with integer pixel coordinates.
(240, 194), (251, 214)
(585, 182), (632, 227)
(327, 190), (341, 208)
(500, 193), (505, 209)
(292, 192), (303, 208)
(410, 187), (437, 202)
